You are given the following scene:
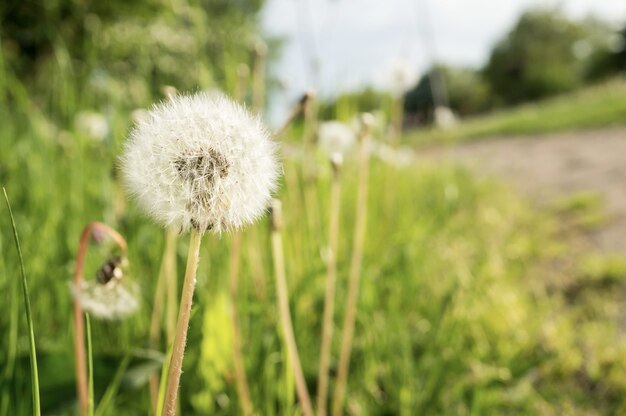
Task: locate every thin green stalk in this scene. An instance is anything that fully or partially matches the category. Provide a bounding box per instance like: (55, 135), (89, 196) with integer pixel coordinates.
(331, 118), (371, 416)
(316, 155), (343, 416)
(270, 200), (314, 416)
(2, 233), (18, 380)
(150, 227), (178, 414)
(95, 354), (131, 416)
(228, 231), (254, 416)
(86, 314), (94, 416)
(162, 229), (203, 416)
(3, 187), (41, 416)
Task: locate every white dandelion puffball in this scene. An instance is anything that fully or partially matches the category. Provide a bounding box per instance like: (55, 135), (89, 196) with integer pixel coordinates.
(75, 111), (109, 142)
(70, 280), (139, 320)
(121, 92), (280, 233)
(318, 121), (356, 157)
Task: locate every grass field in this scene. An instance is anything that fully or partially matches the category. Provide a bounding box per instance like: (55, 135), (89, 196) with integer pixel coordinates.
(407, 77), (626, 145)
(2, 81), (626, 416)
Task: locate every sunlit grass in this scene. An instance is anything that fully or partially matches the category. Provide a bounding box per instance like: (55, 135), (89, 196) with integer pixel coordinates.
(408, 77), (626, 145)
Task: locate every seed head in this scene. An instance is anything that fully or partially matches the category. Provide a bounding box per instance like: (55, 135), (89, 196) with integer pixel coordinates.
(121, 92), (280, 233)
(70, 256), (139, 320)
(318, 121), (355, 157)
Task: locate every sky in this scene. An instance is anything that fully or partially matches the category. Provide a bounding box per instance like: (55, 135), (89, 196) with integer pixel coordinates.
(260, 0), (626, 124)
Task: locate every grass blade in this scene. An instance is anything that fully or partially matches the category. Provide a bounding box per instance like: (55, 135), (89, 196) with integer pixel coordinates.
(86, 313), (94, 416)
(95, 354), (131, 416)
(2, 187), (41, 416)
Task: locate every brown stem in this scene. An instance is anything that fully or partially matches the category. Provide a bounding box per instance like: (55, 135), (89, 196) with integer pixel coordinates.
(316, 155), (343, 416)
(388, 95), (404, 145)
(301, 93), (321, 247)
(275, 92), (313, 138)
(252, 41), (267, 114)
(235, 64), (250, 104)
(228, 231), (254, 416)
(332, 118), (371, 416)
(270, 200), (314, 416)
(73, 222), (127, 416)
(162, 229), (203, 416)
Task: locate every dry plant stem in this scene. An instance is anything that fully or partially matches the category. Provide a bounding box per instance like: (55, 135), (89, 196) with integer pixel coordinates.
(72, 222), (127, 416)
(270, 201), (314, 416)
(316, 158), (343, 416)
(164, 228), (179, 343)
(301, 95), (321, 243)
(149, 263), (167, 414)
(162, 229), (203, 416)
(332, 131), (370, 416)
(252, 47), (266, 113)
(275, 92), (310, 138)
(235, 64), (250, 104)
(246, 228), (267, 301)
(149, 227), (178, 414)
(228, 231), (254, 416)
(389, 95), (404, 145)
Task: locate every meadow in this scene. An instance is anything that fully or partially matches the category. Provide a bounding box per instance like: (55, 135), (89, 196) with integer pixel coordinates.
(2, 24), (626, 415)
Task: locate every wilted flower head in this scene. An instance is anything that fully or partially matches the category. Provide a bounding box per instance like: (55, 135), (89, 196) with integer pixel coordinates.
(121, 92), (280, 233)
(386, 58), (419, 97)
(70, 256), (139, 320)
(318, 121), (356, 157)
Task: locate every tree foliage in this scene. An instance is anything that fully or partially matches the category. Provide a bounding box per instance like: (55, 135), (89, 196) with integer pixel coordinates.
(404, 65), (492, 122)
(483, 8), (611, 105)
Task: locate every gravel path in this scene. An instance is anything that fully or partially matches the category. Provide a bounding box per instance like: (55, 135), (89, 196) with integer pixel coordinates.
(419, 128), (626, 253)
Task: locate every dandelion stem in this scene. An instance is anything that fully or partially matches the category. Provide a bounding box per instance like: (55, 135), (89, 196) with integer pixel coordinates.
(235, 63), (250, 104)
(316, 156), (343, 416)
(252, 41), (267, 114)
(162, 229), (203, 416)
(332, 120), (371, 416)
(72, 222), (127, 416)
(275, 92), (312, 138)
(270, 200), (314, 416)
(301, 93), (321, 246)
(389, 95), (404, 145)
(228, 231), (254, 416)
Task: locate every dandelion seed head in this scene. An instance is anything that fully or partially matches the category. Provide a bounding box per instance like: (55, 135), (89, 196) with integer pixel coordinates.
(71, 280), (140, 320)
(318, 121), (356, 157)
(121, 92), (280, 233)
(75, 111), (109, 142)
(69, 256), (139, 320)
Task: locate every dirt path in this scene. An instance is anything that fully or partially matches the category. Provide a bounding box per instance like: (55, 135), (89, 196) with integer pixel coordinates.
(419, 128), (626, 253)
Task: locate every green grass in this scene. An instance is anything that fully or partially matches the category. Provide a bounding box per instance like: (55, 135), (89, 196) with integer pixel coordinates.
(408, 77), (626, 145)
(3, 188), (41, 416)
(2, 58), (626, 415)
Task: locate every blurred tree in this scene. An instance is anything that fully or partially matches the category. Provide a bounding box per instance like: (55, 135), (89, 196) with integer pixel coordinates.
(0, 0), (267, 112)
(404, 65), (491, 124)
(483, 8), (606, 105)
(585, 23), (626, 81)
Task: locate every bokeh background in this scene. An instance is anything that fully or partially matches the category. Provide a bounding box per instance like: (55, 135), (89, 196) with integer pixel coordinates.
(1, 0), (626, 414)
